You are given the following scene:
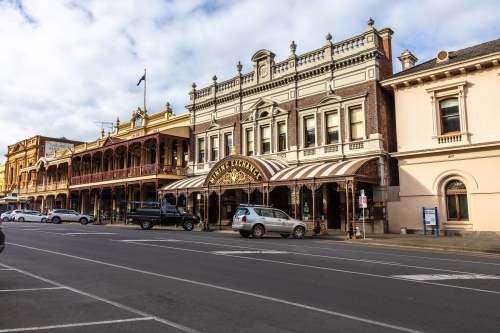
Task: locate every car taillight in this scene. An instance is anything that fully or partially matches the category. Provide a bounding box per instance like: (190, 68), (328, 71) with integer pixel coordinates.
(242, 215), (246, 222)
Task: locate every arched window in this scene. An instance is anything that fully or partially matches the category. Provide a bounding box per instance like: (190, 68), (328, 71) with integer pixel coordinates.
(446, 180), (468, 220)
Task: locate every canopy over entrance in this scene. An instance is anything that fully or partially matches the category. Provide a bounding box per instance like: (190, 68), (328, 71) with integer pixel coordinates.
(158, 156), (379, 196)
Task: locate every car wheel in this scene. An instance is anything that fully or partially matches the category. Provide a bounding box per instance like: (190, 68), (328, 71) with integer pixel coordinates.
(52, 216), (61, 224)
(239, 231), (251, 238)
(41, 218), (47, 223)
(293, 226), (305, 239)
(183, 221), (194, 231)
(79, 218), (88, 225)
(252, 225), (265, 239)
(140, 220), (152, 230)
(18, 217), (25, 222)
(280, 234), (291, 238)
(2, 217), (8, 222)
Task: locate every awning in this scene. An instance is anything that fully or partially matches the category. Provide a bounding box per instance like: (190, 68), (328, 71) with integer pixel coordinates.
(270, 157), (377, 181)
(159, 175), (206, 192)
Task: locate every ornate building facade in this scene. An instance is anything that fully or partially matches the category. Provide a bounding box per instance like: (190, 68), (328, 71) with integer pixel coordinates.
(16, 105), (191, 219)
(160, 19), (397, 232)
(382, 38), (500, 234)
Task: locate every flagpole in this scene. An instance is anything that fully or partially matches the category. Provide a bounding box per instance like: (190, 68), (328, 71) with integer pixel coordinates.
(144, 69), (146, 112)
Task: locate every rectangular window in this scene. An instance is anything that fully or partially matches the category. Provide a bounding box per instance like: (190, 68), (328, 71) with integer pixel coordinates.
(246, 129), (254, 156)
(350, 106), (364, 140)
(198, 139), (205, 163)
(326, 113), (339, 144)
(225, 134), (233, 157)
(261, 126), (270, 154)
(305, 117), (315, 147)
(278, 122), (286, 151)
(211, 136), (218, 161)
(440, 98), (460, 134)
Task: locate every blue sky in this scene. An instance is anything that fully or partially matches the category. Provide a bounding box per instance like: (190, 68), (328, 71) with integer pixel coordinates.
(1, 0), (499, 159)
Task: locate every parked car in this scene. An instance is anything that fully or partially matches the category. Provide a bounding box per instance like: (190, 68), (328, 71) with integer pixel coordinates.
(8, 210), (29, 221)
(127, 204), (198, 230)
(47, 209), (94, 225)
(232, 204), (307, 239)
(0, 219), (5, 254)
(1, 211), (12, 222)
(13, 211), (48, 223)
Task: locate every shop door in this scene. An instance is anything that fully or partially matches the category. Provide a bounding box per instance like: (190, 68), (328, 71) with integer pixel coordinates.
(329, 188), (342, 229)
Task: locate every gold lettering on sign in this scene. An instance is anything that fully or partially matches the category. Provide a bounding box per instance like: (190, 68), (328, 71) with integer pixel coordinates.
(130, 132), (145, 139)
(209, 159), (262, 184)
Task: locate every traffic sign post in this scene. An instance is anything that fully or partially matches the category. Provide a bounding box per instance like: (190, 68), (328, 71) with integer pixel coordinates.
(359, 194), (367, 239)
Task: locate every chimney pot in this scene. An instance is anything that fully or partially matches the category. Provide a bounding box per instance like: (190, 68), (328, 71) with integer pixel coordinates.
(398, 49), (418, 71)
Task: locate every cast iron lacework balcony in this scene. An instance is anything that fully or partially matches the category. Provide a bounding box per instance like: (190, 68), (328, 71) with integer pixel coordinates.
(71, 163), (188, 185)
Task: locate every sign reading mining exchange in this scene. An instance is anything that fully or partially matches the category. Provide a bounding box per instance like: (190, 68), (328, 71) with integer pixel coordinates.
(209, 159), (262, 185)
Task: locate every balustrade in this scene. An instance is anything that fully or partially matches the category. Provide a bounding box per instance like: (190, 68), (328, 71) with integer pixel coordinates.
(332, 35), (366, 54)
(296, 50), (325, 67)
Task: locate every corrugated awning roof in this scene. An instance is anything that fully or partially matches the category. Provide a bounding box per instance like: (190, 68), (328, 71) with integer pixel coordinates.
(159, 175), (206, 192)
(270, 157), (376, 181)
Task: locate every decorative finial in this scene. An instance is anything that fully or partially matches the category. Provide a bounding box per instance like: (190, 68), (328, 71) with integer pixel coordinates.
(212, 75), (217, 82)
(290, 41), (297, 54)
(326, 33), (332, 41)
(116, 117), (120, 126)
(237, 61), (242, 73)
(192, 82), (196, 89)
(367, 17), (374, 27)
(166, 102), (172, 113)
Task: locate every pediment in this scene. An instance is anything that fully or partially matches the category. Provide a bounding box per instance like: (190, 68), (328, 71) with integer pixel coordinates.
(251, 49), (276, 62)
(316, 94), (342, 106)
(249, 97), (278, 110)
(9, 143), (24, 154)
(204, 123), (220, 131)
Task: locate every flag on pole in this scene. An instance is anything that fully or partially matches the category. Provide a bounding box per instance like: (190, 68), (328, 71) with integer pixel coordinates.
(137, 74), (146, 86)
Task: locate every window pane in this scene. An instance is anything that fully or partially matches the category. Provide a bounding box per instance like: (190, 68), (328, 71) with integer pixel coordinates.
(262, 126), (270, 139)
(327, 114), (338, 127)
(440, 98), (458, 110)
(306, 129), (315, 146)
(278, 123), (286, 134)
(459, 195), (469, 219)
(279, 133), (286, 151)
(211, 137), (218, 148)
(199, 139), (205, 150)
(350, 107), (363, 122)
(327, 130), (339, 144)
(351, 122), (363, 140)
(262, 142), (270, 153)
(306, 117), (315, 129)
(442, 116), (460, 133)
(447, 195), (458, 219)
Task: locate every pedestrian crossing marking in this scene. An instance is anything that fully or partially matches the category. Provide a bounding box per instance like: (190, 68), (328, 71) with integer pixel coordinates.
(393, 274), (500, 281)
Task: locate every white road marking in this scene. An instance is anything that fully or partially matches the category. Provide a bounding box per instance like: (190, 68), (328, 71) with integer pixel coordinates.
(212, 250), (288, 254)
(4, 244), (461, 333)
(393, 274), (500, 281)
(63, 232), (115, 236)
(0, 317), (154, 332)
(0, 287), (64, 292)
(0, 268), (14, 271)
(116, 239), (182, 242)
(123, 238), (489, 276)
(0, 263), (201, 333)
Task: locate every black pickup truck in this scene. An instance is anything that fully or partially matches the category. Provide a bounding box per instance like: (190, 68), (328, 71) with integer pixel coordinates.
(127, 204), (198, 231)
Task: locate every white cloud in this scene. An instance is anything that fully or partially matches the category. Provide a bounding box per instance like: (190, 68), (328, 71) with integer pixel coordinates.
(1, 0), (499, 159)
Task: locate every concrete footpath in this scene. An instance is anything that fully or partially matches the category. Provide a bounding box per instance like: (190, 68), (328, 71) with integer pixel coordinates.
(98, 221), (500, 255)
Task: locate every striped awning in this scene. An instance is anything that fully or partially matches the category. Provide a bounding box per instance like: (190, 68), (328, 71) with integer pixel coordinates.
(159, 175), (206, 192)
(270, 157), (377, 181)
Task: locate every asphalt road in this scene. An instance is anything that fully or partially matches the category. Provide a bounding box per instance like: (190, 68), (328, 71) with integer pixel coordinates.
(1, 222), (500, 333)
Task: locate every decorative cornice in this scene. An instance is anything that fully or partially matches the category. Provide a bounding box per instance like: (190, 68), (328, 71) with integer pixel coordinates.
(391, 140), (500, 158)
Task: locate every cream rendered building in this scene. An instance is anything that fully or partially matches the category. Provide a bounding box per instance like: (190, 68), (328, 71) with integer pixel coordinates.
(382, 38), (500, 235)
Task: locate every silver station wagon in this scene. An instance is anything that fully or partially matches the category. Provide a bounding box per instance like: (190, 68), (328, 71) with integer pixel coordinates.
(232, 204), (307, 239)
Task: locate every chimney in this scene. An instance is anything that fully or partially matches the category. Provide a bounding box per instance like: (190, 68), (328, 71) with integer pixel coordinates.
(398, 50), (418, 71)
(378, 27), (394, 77)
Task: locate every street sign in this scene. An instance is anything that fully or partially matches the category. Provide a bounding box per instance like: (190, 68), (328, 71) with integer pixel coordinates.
(359, 196), (367, 208)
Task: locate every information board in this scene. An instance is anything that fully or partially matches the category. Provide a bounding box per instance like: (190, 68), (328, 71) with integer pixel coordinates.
(424, 209), (436, 225)
(318, 220), (328, 235)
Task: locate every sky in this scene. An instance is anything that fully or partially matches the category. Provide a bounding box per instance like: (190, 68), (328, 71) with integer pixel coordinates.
(1, 0), (499, 160)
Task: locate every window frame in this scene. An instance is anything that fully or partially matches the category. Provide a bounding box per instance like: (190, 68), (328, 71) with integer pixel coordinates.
(445, 180), (469, 221)
(198, 138), (205, 164)
(210, 136), (219, 161)
(348, 105), (364, 141)
(261, 125), (271, 154)
(245, 128), (254, 156)
(325, 111), (340, 144)
(304, 116), (316, 148)
(277, 122), (287, 152)
(224, 132), (233, 157)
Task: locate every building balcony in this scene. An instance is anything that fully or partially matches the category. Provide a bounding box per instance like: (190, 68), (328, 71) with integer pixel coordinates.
(71, 163), (188, 185)
(18, 181), (69, 195)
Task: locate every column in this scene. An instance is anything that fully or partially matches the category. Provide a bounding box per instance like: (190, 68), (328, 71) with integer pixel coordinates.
(176, 142), (183, 167)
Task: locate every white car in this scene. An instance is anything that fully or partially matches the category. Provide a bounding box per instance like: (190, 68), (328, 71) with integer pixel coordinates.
(13, 211), (48, 223)
(8, 210), (27, 221)
(1, 211), (13, 222)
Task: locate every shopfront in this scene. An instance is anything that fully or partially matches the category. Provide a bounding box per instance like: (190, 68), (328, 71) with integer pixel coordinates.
(159, 155), (382, 232)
